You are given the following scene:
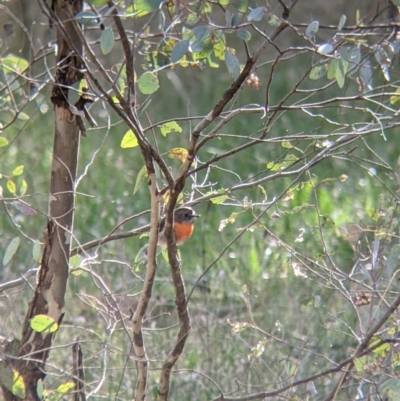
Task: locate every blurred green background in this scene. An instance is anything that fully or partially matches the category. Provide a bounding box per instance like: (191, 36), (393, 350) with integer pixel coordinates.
(1, 0), (400, 399)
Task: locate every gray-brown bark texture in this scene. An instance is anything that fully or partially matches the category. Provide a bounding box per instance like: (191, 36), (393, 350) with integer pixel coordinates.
(0, 1), (83, 399)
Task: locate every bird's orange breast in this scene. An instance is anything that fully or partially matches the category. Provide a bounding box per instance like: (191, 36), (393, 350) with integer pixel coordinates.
(173, 222), (195, 245)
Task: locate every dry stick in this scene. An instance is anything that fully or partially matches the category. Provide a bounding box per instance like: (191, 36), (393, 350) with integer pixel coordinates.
(72, 339), (87, 401)
(131, 174), (160, 401)
(0, 268), (38, 293)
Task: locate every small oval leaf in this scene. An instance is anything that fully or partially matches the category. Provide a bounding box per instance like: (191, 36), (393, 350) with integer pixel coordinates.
(7, 180), (16, 194)
(56, 382), (75, 395)
(32, 241), (42, 263)
(309, 64), (327, 80)
(247, 7), (266, 22)
(20, 180), (28, 196)
(121, 129), (139, 148)
(225, 50), (240, 79)
(210, 195), (229, 204)
(0, 55), (29, 74)
(305, 21), (319, 40)
(237, 28), (251, 41)
(100, 26), (114, 54)
(133, 165), (148, 195)
(12, 165), (24, 176)
(159, 121), (182, 136)
(138, 72), (159, 95)
(0, 137), (9, 147)
(171, 39), (189, 63)
(167, 147), (188, 162)
(30, 315), (58, 333)
(3, 237), (20, 266)
(338, 15), (346, 31)
(190, 26), (211, 53)
(12, 371), (25, 399)
(327, 59), (337, 80)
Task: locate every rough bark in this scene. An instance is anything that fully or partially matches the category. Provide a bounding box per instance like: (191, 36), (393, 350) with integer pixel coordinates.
(0, 1), (83, 399)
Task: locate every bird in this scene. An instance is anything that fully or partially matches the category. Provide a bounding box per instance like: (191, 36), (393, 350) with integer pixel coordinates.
(157, 207), (199, 246)
(138, 207), (199, 262)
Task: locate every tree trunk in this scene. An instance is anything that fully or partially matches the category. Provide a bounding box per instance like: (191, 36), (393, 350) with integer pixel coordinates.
(0, 1), (83, 399)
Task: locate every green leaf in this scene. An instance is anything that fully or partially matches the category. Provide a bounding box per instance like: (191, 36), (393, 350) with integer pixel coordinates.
(12, 371), (25, 399)
(267, 154), (298, 171)
(338, 15), (346, 31)
(121, 129), (139, 148)
(233, 0), (249, 13)
(131, 0), (165, 16)
(159, 121), (182, 136)
(138, 72), (159, 95)
(36, 380), (43, 399)
(20, 179), (28, 196)
(218, 212), (239, 231)
(0, 137), (9, 147)
(305, 21), (319, 40)
(69, 254), (82, 268)
(3, 237), (20, 266)
(56, 382), (75, 395)
(268, 14), (280, 26)
(167, 147), (188, 162)
(185, 14), (199, 26)
(327, 59), (337, 80)
(225, 50), (240, 78)
(236, 28), (251, 41)
(340, 47), (350, 75)
(12, 165), (24, 176)
(171, 39), (189, 63)
(247, 7), (266, 22)
(335, 58), (345, 88)
(309, 64), (327, 80)
(100, 27), (114, 54)
(190, 26), (211, 53)
(0, 55), (29, 74)
(210, 195), (229, 204)
(133, 165), (148, 195)
(231, 13), (242, 27)
(30, 314), (58, 334)
(32, 241), (42, 263)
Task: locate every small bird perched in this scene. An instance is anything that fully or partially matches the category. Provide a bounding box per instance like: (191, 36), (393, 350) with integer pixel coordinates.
(139, 207), (199, 262)
(157, 207), (199, 246)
